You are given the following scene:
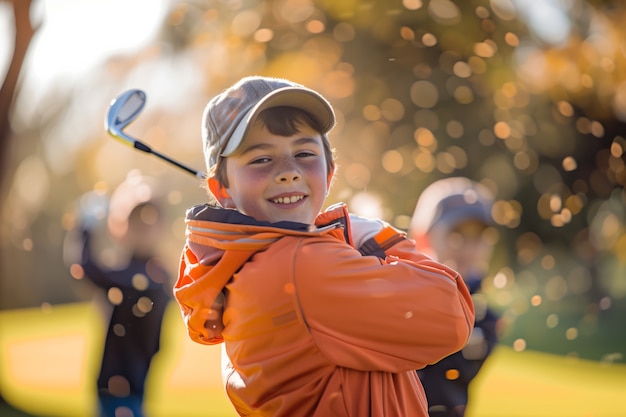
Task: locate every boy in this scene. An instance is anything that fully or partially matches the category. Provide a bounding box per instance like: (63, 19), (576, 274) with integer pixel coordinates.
(173, 76), (474, 417)
(66, 174), (171, 417)
(410, 177), (501, 417)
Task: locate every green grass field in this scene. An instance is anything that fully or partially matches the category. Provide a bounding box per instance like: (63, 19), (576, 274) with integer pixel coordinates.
(1, 302), (624, 417)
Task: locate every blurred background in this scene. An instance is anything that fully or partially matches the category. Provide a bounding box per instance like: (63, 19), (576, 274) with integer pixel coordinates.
(0, 0), (625, 416)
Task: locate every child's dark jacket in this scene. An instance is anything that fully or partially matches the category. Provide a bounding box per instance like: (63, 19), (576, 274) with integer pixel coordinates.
(174, 203), (474, 417)
(79, 230), (170, 395)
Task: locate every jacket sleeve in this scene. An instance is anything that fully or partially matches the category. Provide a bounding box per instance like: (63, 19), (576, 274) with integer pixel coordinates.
(292, 231), (474, 373)
(77, 228), (115, 289)
(174, 243), (259, 345)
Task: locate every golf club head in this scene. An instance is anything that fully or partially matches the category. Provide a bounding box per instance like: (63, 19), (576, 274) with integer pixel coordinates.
(104, 89), (205, 178)
(105, 89), (147, 146)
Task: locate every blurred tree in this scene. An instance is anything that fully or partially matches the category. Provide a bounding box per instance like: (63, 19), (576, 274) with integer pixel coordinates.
(0, 4), (41, 413)
(0, 0), (624, 363)
(0, 0), (43, 313)
(0, 0), (38, 188)
(0, 3), (40, 413)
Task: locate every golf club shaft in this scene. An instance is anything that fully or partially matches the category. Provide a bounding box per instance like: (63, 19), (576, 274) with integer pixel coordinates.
(150, 148), (204, 178)
(113, 132), (205, 178)
(123, 132), (205, 179)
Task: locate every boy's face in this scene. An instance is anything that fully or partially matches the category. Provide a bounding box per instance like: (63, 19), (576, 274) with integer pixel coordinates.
(122, 203), (162, 257)
(429, 219), (495, 279)
(220, 120), (332, 225)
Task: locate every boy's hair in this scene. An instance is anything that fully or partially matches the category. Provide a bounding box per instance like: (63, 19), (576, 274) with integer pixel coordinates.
(212, 106), (336, 188)
(107, 171), (161, 239)
(127, 201), (161, 228)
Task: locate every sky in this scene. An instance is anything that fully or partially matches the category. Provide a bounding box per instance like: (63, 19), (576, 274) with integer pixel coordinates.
(512, 0), (571, 45)
(0, 2), (12, 81)
(0, 0), (170, 93)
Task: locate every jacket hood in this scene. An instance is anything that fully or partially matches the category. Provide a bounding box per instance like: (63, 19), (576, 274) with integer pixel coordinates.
(174, 203), (350, 344)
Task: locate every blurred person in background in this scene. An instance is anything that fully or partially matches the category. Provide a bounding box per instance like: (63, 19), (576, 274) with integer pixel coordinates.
(64, 172), (171, 417)
(409, 177), (502, 417)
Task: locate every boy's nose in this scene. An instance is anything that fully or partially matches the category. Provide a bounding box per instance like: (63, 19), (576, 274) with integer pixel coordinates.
(275, 159), (301, 183)
(276, 171), (301, 183)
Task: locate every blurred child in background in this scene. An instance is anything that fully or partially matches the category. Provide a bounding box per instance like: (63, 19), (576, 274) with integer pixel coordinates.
(65, 172), (171, 417)
(410, 177), (501, 417)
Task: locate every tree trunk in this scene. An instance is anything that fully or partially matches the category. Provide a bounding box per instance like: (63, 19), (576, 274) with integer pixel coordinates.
(0, 0), (36, 190)
(0, 1), (38, 414)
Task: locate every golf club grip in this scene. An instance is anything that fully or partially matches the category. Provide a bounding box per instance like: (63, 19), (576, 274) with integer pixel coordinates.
(134, 141), (152, 153)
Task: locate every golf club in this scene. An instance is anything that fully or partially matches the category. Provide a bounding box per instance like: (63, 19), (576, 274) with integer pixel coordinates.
(105, 89), (205, 179)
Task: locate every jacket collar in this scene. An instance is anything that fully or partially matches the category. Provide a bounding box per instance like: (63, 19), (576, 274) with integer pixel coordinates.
(186, 202), (351, 242)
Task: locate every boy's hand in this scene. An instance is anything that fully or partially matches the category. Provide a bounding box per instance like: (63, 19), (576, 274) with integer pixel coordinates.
(348, 214), (387, 249)
(78, 190), (109, 231)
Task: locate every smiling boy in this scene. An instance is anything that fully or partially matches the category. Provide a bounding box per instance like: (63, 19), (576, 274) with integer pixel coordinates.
(173, 76), (475, 417)
(210, 107), (330, 224)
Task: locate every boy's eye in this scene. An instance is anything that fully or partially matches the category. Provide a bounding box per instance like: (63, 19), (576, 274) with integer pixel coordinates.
(249, 151), (315, 164)
(250, 157), (271, 164)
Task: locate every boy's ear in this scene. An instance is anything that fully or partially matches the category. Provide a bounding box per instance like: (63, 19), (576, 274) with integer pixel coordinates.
(326, 165), (336, 190)
(207, 177), (233, 207)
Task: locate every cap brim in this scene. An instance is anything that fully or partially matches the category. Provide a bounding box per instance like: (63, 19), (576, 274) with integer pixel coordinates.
(432, 204), (492, 231)
(222, 87), (335, 156)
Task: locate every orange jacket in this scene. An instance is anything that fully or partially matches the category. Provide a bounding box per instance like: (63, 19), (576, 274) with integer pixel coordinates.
(174, 203), (474, 417)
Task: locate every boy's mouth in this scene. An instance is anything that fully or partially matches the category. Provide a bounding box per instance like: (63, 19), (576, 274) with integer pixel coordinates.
(270, 195), (305, 204)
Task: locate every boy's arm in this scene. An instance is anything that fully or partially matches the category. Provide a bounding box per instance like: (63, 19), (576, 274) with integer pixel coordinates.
(75, 228), (114, 289)
(348, 213), (431, 261)
(293, 229), (474, 373)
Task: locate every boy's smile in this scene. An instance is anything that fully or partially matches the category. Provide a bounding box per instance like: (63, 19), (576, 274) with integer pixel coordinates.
(221, 120), (332, 225)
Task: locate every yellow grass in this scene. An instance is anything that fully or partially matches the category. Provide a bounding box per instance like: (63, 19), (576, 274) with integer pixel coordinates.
(467, 347), (626, 417)
(0, 302), (624, 417)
